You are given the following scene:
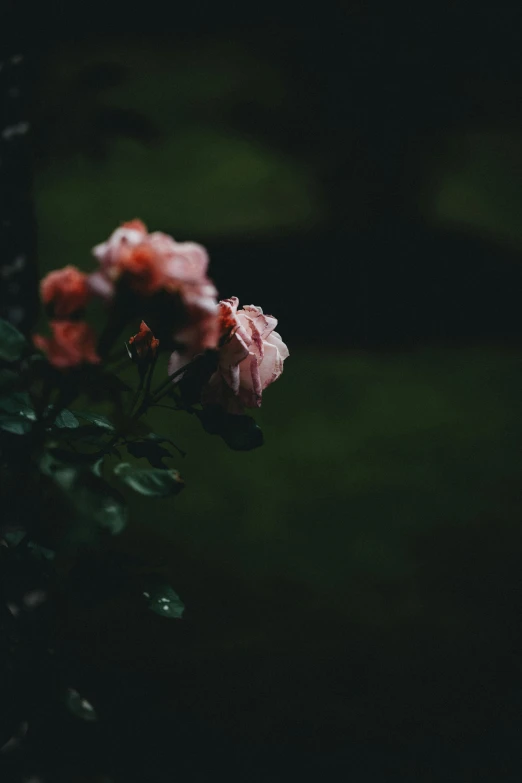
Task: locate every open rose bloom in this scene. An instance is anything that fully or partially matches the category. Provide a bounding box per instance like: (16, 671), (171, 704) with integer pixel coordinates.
(89, 220), (219, 359)
(89, 219), (214, 299)
(200, 297), (289, 413)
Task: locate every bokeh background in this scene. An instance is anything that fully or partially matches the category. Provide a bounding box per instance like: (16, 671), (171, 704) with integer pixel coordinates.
(27, 5), (522, 781)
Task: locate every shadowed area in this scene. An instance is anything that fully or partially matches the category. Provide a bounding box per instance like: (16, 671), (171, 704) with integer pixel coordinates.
(17, 8), (522, 780)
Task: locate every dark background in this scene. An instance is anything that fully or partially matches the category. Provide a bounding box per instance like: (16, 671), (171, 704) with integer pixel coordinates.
(5, 3), (522, 781)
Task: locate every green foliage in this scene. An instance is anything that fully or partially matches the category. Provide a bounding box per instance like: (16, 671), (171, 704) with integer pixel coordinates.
(0, 391), (35, 419)
(40, 452), (128, 539)
(125, 433), (185, 468)
(114, 462), (185, 497)
(143, 581), (185, 619)
(0, 318), (27, 362)
(3, 531), (27, 547)
(49, 408), (80, 429)
(0, 389), (34, 434)
(0, 415), (33, 435)
(73, 411), (115, 431)
(27, 541), (56, 561)
(66, 688), (98, 721)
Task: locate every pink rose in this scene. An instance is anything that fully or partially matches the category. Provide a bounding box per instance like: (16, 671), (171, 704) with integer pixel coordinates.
(40, 265), (90, 318)
(89, 220), (220, 358)
(147, 233), (210, 288)
(91, 219), (148, 279)
(200, 297), (289, 413)
(88, 219), (149, 301)
(33, 321), (100, 369)
(89, 219), (217, 301)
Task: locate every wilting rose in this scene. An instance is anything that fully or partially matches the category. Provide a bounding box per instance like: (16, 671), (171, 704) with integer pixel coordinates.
(128, 320), (159, 362)
(200, 298), (289, 412)
(33, 321), (100, 368)
(40, 266), (90, 318)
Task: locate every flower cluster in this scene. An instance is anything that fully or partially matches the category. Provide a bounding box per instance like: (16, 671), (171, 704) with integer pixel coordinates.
(33, 220), (289, 412)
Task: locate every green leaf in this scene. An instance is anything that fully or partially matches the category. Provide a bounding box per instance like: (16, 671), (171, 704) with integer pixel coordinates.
(73, 411), (115, 431)
(51, 408), (80, 428)
(146, 432), (186, 457)
(50, 423), (111, 446)
(66, 688), (98, 721)
(0, 414), (33, 435)
(40, 453), (128, 537)
(92, 458), (104, 477)
(0, 391), (35, 419)
(3, 531), (26, 547)
(114, 462), (185, 497)
(126, 438), (176, 468)
(195, 407), (264, 451)
(28, 542), (56, 561)
(143, 582), (185, 619)
(0, 318), (27, 362)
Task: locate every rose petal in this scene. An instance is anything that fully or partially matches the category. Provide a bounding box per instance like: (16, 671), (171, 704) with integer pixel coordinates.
(266, 330), (290, 360)
(241, 305), (277, 339)
(87, 271), (115, 301)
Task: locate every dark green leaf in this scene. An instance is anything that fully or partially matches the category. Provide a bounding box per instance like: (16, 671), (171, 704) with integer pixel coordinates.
(73, 411), (115, 431)
(126, 439), (175, 468)
(40, 453), (127, 537)
(143, 582), (185, 619)
(0, 415), (33, 435)
(0, 391), (35, 419)
(28, 542), (56, 561)
(0, 319), (27, 362)
(66, 688), (98, 721)
(92, 458), (104, 477)
(146, 432), (186, 457)
(49, 423), (111, 446)
(49, 408), (80, 429)
(195, 407), (264, 451)
(114, 462), (185, 497)
(3, 531), (26, 547)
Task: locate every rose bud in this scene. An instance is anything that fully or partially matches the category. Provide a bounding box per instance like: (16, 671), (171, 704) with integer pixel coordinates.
(127, 321), (160, 378)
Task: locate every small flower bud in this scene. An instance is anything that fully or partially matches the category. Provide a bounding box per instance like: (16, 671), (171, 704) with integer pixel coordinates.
(127, 321), (160, 367)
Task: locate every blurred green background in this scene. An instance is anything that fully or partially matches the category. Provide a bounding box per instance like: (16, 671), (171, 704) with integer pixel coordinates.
(30, 8), (522, 781)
